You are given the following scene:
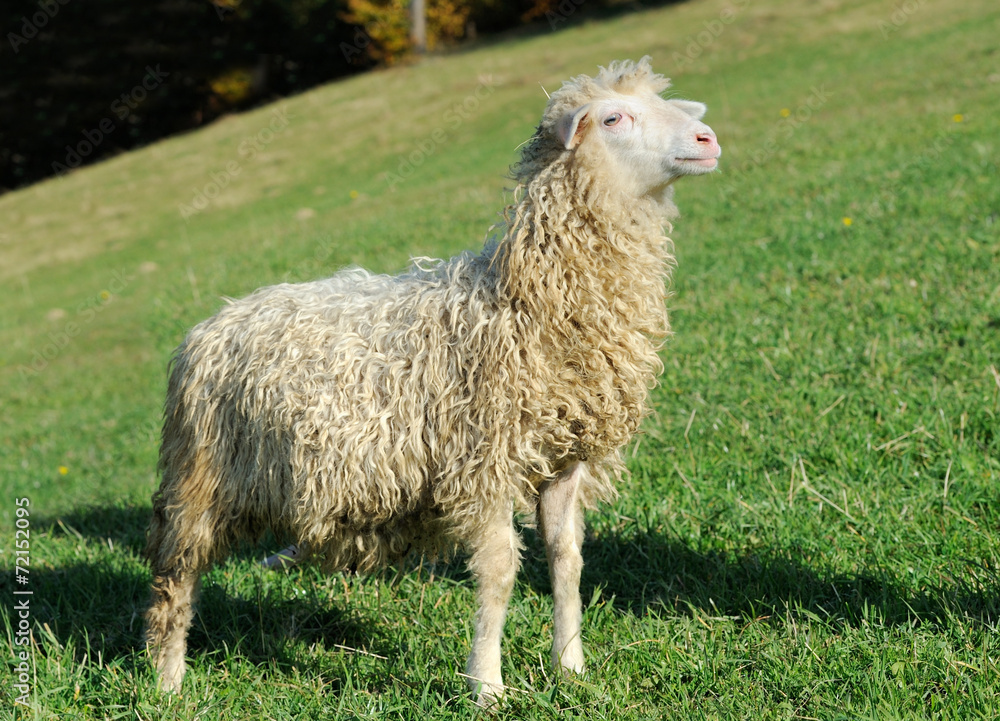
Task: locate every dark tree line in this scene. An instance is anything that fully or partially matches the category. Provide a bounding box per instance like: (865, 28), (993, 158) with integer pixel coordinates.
(0, 0), (641, 193)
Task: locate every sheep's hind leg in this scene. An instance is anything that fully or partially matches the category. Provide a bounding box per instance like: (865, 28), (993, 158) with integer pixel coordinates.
(464, 510), (522, 706)
(145, 564), (201, 693)
(539, 462), (588, 674)
(144, 459), (223, 693)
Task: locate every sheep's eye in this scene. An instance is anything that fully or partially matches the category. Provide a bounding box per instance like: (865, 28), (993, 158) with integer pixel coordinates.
(603, 113), (622, 126)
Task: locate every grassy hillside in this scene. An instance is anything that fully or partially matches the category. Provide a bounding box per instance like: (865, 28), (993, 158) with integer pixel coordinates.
(2, 0), (999, 718)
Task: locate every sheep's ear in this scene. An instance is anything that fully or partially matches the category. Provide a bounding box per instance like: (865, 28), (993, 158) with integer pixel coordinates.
(670, 99), (708, 120)
(556, 104), (592, 150)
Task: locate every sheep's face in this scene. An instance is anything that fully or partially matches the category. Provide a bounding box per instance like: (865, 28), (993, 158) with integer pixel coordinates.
(557, 92), (721, 198)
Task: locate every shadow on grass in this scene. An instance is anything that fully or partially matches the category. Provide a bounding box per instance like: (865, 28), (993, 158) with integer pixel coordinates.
(46, 501), (151, 553)
(15, 503), (392, 690)
(558, 529), (1000, 630)
(18, 502), (999, 685)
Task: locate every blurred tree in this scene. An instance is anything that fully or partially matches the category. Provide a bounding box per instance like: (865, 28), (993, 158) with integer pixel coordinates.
(0, 0), (628, 192)
(0, 0), (365, 191)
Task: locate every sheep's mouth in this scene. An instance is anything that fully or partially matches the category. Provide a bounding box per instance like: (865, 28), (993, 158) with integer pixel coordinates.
(676, 157), (719, 169)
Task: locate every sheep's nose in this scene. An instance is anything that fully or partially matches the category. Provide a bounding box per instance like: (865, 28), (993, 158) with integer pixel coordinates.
(696, 131), (720, 156)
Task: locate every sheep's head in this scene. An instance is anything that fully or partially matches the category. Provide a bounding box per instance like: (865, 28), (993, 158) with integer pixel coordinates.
(517, 57), (720, 202)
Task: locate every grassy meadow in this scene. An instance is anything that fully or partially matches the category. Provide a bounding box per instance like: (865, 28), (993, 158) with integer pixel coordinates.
(2, 0), (999, 717)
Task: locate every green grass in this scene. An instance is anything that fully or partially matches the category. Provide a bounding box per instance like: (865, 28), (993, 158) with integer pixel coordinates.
(2, 0), (1000, 717)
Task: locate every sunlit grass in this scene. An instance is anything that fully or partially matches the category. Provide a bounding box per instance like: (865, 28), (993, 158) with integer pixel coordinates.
(1, 0), (999, 717)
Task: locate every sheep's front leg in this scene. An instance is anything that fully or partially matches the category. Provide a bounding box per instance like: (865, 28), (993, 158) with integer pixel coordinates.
(539, 462), (588, 674)
(465, 510), (522, 706)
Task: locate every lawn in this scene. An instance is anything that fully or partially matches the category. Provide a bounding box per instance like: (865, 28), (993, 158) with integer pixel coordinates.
(2, 0), (999, 718)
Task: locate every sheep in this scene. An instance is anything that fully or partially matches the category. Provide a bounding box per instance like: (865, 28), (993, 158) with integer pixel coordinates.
(144, 56), (721, 705)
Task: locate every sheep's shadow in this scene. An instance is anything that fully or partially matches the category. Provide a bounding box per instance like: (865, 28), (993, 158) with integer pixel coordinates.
(519, 526), (1000, 630)
(44, 502), (151, 554)
(17, 504), (390, 689)
(23, 502), (999, 689)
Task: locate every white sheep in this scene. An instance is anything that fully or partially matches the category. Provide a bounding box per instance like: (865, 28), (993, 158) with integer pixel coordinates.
(144, 56), (720, 705)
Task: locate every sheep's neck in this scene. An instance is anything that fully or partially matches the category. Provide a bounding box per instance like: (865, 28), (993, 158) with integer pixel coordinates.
(505, 199), (670, 341)
(497, 197), (671, 463)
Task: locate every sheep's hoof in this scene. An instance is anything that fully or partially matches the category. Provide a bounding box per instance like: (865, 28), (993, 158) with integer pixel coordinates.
(559, 659), (586, 676)
(154, 659), (185, 695)
(473, 683), (505, 710)
(553, 646), (586, 675)
(466, 672), (505, 710)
